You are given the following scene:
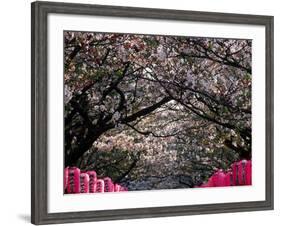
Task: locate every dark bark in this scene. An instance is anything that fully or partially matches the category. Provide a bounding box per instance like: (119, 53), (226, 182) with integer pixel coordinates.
(65, 123), (114, 167)
(224, 139), (251, 160)
(122, 96), (171, 123)
(65, 45), (82, 67)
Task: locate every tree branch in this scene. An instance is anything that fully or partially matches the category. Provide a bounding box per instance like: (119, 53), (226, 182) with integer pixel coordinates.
(122, 96), (172, 123)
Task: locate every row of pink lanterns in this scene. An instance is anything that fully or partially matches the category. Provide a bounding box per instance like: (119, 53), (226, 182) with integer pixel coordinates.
(64, 167), (128, 194)
(197, 159), (252, 188)
(64, 159), (251, 193)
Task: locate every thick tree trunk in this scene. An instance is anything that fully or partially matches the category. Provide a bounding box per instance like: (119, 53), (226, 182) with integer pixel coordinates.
(64, 134), (99, 167)
(64, 123), (114, 167)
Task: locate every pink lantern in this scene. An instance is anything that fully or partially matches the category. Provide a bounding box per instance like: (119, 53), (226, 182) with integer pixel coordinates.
(211, 170), (226, 187)
(245, 160), (252, 185)
(237, 160), (246, 185)
(64, 167), (69, 190)
(67, 167), (80, 193)
(114, 184), (121, 192)
(224, 171), (233, 186)
(87, 171), (97, 193)
(120, 186), (128, 191)
(80, 173), (89, 193)
(206, 176), (215, 187)
(200, 177), (215, 187)
(198, 159), (252, 188)
(104, 177), (114, 192)
(96, 179), (105, 193)
(231, 162), (238, 185)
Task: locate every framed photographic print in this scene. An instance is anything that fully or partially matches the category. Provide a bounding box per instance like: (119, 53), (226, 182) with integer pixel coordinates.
(31, 1), (274, 224)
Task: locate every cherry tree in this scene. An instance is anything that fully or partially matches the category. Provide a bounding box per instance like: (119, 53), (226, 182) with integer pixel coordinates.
(64, 31), (251, 189)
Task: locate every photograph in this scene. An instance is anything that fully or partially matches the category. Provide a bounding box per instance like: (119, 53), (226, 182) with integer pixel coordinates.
(63, 31), (252, 194)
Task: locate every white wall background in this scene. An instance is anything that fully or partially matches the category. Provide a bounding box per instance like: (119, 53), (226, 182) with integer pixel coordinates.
(0, 0), (279, 225)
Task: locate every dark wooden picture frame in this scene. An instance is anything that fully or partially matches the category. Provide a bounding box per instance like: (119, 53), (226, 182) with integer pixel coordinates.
(31, 1), (274, 224)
